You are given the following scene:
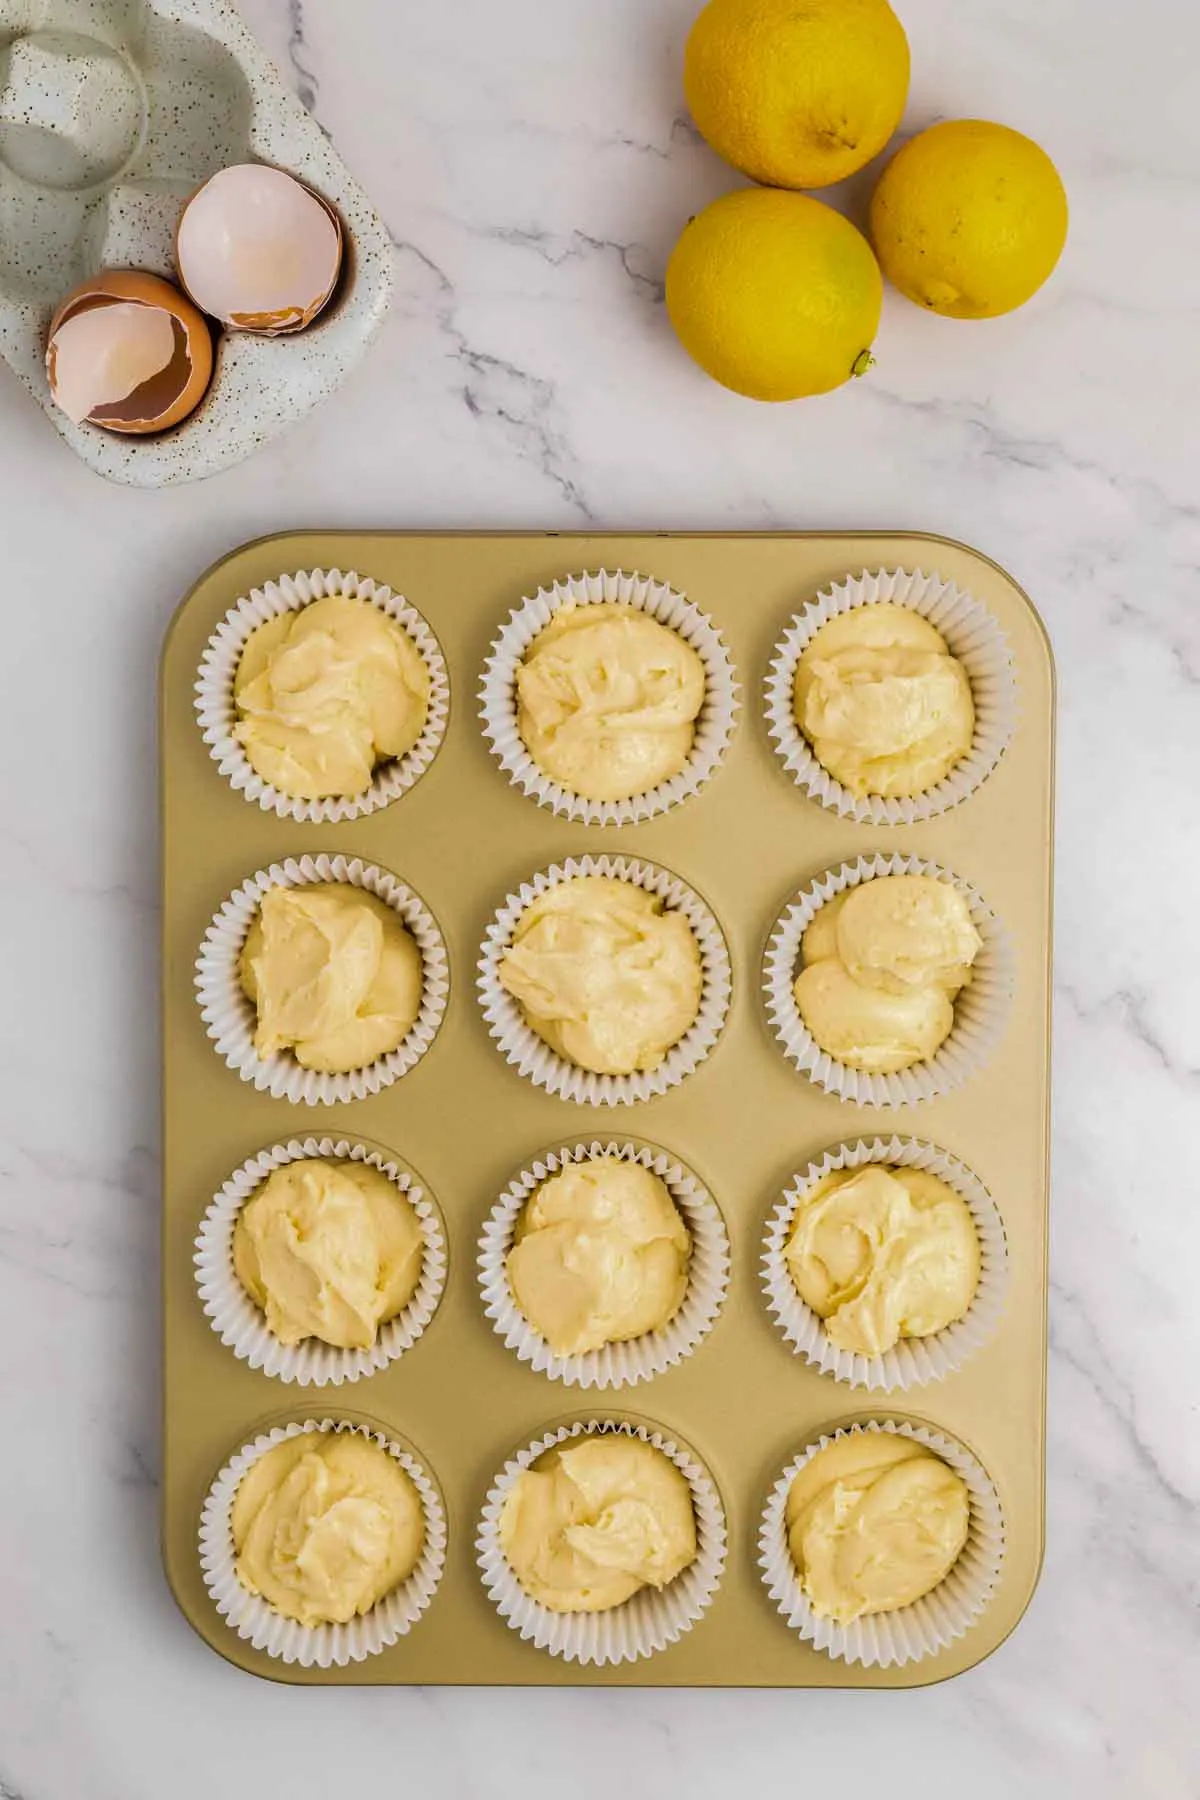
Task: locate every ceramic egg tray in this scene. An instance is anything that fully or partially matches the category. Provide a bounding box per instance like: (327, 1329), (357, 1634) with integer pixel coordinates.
(0, 0), (393, 485)
(160, 529), (1054, 1687)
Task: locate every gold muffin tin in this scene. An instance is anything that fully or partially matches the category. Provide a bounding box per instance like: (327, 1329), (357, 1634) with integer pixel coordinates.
(160, 530), (1053, 1687)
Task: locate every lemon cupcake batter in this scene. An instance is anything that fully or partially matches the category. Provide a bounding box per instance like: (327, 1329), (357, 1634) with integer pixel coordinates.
(507, 1157), (690, 1355)
(786, 1433), (969, 1623)
(500, 1434), (696, 1613)
(233, 1158), (424, 1350)
(234, 595), (430, 800)
(498, 876), (703, 1076)
(794, 604), (974, 798)
(240, 883), (422, 1073)
(794, 875), (981, 1073)
(232, 1431), (424, 1626)
(517, 603), (706, 801)
(785, 1164), (980, 1356)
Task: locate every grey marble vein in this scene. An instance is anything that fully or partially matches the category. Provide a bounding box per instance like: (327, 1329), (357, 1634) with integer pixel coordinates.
(389, 231), (594, 518)
(285, 0), (318, 114)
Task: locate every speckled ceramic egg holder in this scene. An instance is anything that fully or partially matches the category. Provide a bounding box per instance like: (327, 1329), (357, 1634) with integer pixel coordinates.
(161, 530), (1054, 1687)
(0, 0), (393, 485)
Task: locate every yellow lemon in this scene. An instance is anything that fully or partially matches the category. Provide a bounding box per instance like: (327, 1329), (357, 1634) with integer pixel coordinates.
(665, 188), (883, 402)
(684, 0), (910, 190)
(869, 120), (1068, 318)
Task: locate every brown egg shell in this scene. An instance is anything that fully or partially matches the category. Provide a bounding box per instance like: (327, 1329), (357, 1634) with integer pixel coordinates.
(174, 166), (345, 338)
(47, 269), (215, 436)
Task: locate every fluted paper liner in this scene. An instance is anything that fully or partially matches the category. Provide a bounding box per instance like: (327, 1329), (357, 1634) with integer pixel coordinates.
(195, 853), (449, 1105)
(765, 567), (1018, 825)
(758, 1419), (1005, 1668)
(477, 1419), (726, 1664)
(479, 568), (738, 826)
(199, 1418), (447, 1668)
(763, 853), (1014, 1108)
(479, 1140), (730, 1388)
(762, 1137), (1009, 1390)
(195, 1137), (448, 1387)
(195, 567), (450, 824)
(478, 855), (731, 1106)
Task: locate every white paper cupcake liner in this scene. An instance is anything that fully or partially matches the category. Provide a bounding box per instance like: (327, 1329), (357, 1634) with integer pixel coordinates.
(479, 568), (738, 826)
(194, 1137), (448, 1387)
(765, 567), (1018, 825)
(763, 853), (1015, 1108)
(199, 1417), (447, 1668)
(195, 853), (449, 1105)
(195, 567), (450, 824)
(479, 1140), (730, 1389)
(477, 1418), (726, 1665)
(758, 1417), (1005, 1668)
(762, 1137), (1009, 1390)
(477, 855), (732, 1106)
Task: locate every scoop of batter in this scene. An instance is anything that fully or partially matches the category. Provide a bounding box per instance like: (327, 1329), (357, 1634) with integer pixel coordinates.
(517, 603), (705, 801)
(500, 1434), (696, 1613)
(498, 876), (702, 1075)
(234, 1158), (423, 1349)
(233, 1431), (424, 1626)
(234, 596), (430, 799)
(786, 1434), (969, 1623)
(239, 883), (422, 1073)
(508, 1157), (690, 1354)
(794, 876), (980, 1073)
(785, 1163), (980, 1356)
(794, 604), (974, 799)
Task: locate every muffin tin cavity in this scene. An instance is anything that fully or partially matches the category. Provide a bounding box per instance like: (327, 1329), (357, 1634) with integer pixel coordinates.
(476, 1418), (727, 1666)
(195, 568), (450, 825)
(758, 1419), (1006, 1670)
(764, 566), (1018, 825)
(479, 567), (739, 826)
(195, 1136), (448, 1388)
(478, 1138), (730, 1389)
(476, 853), (732, 1106)
(763, 854), (1016, 1108)
(195, 853), (449, 1105)
(760, 1136), (1010, 1390)
(199, 1417), (447, 1668)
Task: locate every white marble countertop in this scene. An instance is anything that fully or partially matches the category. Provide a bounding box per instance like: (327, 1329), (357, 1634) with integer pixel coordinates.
(2, 1), (1198, 1795)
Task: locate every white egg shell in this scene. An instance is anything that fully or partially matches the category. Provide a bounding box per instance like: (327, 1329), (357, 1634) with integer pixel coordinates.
(176, 163), (344, 335)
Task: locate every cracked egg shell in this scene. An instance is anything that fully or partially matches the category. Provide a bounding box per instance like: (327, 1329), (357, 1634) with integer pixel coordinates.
(46, 270), (214, 436)
(175, 163), (344, 336)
